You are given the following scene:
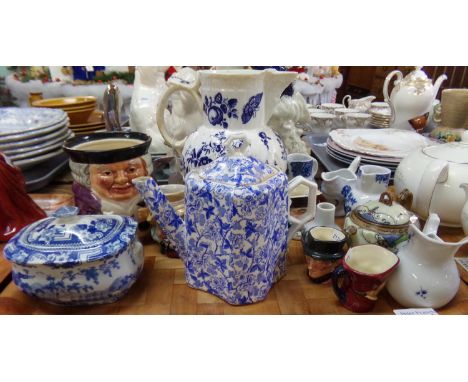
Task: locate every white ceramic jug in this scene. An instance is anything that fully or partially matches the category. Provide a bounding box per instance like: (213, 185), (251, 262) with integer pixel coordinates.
(461, 183), (468, 235)
(156, 69), (296, 174)
(387, 214), (468, 309)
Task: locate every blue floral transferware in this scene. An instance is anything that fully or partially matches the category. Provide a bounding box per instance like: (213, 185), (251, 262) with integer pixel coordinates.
(0, 107), (68, 137)
(133, 134), (317, 305)
(3, 206), (143, 306)
(156, 69), (297, 175)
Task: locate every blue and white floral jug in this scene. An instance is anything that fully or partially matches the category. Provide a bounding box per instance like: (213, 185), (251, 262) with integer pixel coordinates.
(156, 69), (297, 174)
(133, 134), (317, 305)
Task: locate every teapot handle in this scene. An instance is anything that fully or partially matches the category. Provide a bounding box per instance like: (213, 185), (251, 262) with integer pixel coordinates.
(342, 95), (351, 108)
(287, 176), (317, 242)
(413, 159), (449, 219)
(383, 70), (403, 125)
(156, 83), (203, 156)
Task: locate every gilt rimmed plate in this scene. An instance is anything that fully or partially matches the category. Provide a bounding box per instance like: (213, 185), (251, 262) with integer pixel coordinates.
(329, 128), (435, 158)
(0, 107), (68, 137)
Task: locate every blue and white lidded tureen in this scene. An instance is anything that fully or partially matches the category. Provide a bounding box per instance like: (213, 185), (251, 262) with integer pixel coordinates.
(133, 133), (317, 305)
(3, 206), (143, 306)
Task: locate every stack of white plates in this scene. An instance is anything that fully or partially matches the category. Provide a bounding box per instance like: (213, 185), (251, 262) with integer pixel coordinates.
(369, 108), (392, 128)
(0, 107), (73, 170)
(326, 128), (435, 172)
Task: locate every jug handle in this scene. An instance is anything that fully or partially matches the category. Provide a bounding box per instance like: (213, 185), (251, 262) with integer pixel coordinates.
(156, 83), (203, 156)
(413, 159), (449, 219)
(331, 264), (348, 303)
(383, 70), (403, 125)
(342, 95), (351, 108)
(287, 176), (317, 242)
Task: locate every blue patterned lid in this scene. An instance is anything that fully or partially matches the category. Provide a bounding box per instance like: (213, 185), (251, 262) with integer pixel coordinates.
(3, 206), (137, 266)
(197, 134), (278, 186)
(355, 193), (410, 226)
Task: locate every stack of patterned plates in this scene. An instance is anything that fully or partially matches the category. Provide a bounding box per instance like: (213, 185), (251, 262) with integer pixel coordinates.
(369, 108), (392, 128)
(0, 107), (73, 170)
(326, 128), (435, 173)
(68, 110), (106, 135)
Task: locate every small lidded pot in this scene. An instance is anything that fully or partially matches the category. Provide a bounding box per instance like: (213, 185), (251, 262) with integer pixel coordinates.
(63, 132), (153, 217)
(302, 226), (347, 283)
(3, 206), (144, 306)
(344, 192), (411, 253)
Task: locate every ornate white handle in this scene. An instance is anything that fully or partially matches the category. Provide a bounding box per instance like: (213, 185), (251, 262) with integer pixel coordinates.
(155, 83), (203, 156)
(287, 176), (317, 242)
(342, 95), (351, 108)
(383, 70), (403, 125)
(413, 159), (449, 219)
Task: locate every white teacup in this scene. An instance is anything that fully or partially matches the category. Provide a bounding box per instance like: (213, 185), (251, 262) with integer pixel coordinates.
(335, 108), (360, 116)
(310, 112), (336, 132)
(342, 113), (371, 129)
(320, 103), (343, 113)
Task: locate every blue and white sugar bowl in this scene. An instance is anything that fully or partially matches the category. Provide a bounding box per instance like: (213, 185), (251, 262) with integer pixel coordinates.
(3, 206), (144, 306)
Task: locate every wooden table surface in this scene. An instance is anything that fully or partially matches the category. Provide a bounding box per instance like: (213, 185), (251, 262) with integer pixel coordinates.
(1, 213), (467, 315)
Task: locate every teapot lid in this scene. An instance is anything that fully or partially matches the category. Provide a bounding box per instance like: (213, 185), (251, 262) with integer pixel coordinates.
(401, 66), (432, 86)
(355, 192), (410, 226)
(198, 134), (278, 186)
(3, 206), (137, 266)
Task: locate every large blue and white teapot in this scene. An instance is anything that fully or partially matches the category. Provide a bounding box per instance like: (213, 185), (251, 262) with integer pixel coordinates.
(133, 134), (317, 305)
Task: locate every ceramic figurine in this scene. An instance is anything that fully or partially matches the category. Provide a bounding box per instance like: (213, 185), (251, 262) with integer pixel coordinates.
(63, 132), (153, 217)
(461, 183), (468, 235)
(0, 152), (46, 242)
(129, 66), (171, 154)
(133, 134), (318, 305)
(3, 206), (144, 305)
(384, 66), (446, 130)
(387, 214), (468, 309)
(302, 226), (347, 283)
(103, 83), (123, 131)
(268, 90), (310, 154)
(320, 156), (361, 217)
(344, 192), (412, 253)
(155, 69), (296, 174)
(341, 164), (393, 215)
(394, 131), (468, 226)
(342, 95), (376, 112)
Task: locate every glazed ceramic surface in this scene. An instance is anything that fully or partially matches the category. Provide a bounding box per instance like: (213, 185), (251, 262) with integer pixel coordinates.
(329, 128), (434, 158)
(0, 107), (68, 137)
(384, 66), (446, 128)
(344, 192), (411, 253)
(342, 95), (376, 112)
(394, 133), (468, 226)
(461, 184), (468, 235)
(3, 206), (143, 305)
(332, 244), (399, 312)
(63, 132), (153, 216)
(387, 214), (467, 309)
(133, 135), (317, 305)
(341, 164), (391, 214)
(302, 226), (346, 283)
(342, 113), (371, 129)
(156, 69), (295, 174)
(287, 153), (318, 181)
(320, 156), (361, 217)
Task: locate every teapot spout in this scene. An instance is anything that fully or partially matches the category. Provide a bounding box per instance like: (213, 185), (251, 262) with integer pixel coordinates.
(132, 176), (186, 257)
(264, 69), (298, 122)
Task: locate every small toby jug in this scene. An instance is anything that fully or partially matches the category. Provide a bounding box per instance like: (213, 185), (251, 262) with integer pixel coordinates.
(156, 69), (296, 175)
(387, 214), (468, 309)
(133, 134), (317, 305)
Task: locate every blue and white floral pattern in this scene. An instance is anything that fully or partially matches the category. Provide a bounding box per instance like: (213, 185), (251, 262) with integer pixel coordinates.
(241, 93), (263, 124)
(203, 93), (238, 128)
(342, 185), (358, 215)
(375, 173), (391, 185)
(416, 287), (428, 299)
(288, 161), (313, 179)
(10, 242), (143, 306)
(181, 131), (227, 174)
(4, 213), (138, 266)
(135, 157), (290, 305)
(275, 132), (287, 161)
(258, 131), (271, 150)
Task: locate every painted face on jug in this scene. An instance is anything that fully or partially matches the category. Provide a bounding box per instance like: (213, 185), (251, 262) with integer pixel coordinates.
(89, 158), (148, 201)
